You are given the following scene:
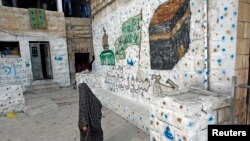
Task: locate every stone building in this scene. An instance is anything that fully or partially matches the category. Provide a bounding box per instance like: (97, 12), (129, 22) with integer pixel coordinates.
(0, 1), (70, 92)
(65, 17), (93, 84)
(0, 0), (93, 90)
(76, 0), (250, 140)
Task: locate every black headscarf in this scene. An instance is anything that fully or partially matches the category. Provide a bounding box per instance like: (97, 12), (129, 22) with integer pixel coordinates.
(78, 83), (103, 141)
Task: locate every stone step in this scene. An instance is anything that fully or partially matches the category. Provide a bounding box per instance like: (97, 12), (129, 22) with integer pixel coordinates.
(30, 84), (60, 94)
(30, 80), (60, 94)
(24, 97), (58, 117)
(31, 80), (58, 87)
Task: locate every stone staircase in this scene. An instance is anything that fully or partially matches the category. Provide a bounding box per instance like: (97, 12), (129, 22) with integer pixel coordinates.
(30, 80), (60, 94)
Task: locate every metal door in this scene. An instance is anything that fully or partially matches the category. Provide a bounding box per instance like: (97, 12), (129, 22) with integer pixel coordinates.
(44, 43), (53, 79)
(30, 43), (43, 80)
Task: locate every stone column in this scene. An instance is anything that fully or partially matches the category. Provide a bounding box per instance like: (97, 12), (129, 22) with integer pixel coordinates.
(57, 0), (63, 12)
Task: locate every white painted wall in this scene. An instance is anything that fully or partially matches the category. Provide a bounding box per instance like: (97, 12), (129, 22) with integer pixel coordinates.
(85, 0), (238, 103)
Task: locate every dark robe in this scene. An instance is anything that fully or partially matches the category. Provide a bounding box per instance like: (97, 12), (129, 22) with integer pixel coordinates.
(78, 83), (103, 141)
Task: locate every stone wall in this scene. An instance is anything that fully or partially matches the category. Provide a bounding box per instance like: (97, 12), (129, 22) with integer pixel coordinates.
(235, 0), (250, 124)
(0, 6), (70, 91)
(150, 88), (231, 141)
(0, 85), (25, 116)
(76, 0), (243, 139)
(91, 0), (115, 16)
(86, 0), (238, 103)
(65, 17), (93, 84)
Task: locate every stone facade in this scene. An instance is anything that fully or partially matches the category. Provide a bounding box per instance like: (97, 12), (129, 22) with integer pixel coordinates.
(0, 6), (70, 91)
(235, 0), (250, 124)
(65, 17), (93, 84)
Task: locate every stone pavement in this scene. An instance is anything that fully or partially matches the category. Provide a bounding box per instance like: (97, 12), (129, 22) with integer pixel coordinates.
(0, 87), (149, 141)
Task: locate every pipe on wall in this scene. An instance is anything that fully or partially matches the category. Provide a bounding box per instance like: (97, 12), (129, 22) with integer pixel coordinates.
(203, 0), (210, 90)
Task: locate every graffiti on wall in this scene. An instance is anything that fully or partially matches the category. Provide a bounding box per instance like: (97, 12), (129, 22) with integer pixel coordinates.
(3, 64), (17, 78)
(125, 76), (151, 94)
(115, 14), (142, 60)
(149, 0), (191, 70)
(100, 27), (115, 66)
(55, 55), (63, 61)
(151, 75), (178, 94)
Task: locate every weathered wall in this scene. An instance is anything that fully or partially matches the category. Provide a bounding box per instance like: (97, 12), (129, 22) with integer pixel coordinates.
(65, 17), (93, 84)
(208, 0), (238, 93)
(91, 0), (115, 16)
(87, 0), (238, 104)
(235, 0), (250, 124)
(0, 6), (70, 90)
(0, 85), (25, 116)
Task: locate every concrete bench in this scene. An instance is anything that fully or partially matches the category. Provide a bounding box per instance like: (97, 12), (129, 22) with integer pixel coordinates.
(93, 88), (150, 134)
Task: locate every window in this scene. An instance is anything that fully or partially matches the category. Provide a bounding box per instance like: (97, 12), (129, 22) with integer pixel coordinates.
(31, 47), (38, 57)
(2, 0), (57, 11)
(0, 41), (21, 58)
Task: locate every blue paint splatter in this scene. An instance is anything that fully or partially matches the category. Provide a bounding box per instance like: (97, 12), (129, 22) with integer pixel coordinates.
(191, 2), (194, 6)
(230, 36), (234, 41)
(222, 70), (226, 75)
(217, 45), (220, 48)
(188, 122), (193, 127)
(217, 59), (222, 63)
(151, 114), (154, 118)
(164, 126), (174, 140)
(232, 24), (236, 29)
(220, 16), (224, 19)
(198, 9), (201, 13)
(165, 114), (168, 119)
(222, 48), (226, 52)
(178, 139), (182, 141)
(233, 11), (237, 16)
(208, 117), (214, 122)
(222, 36), (225, 41)
(198, 70), (203, 75)
(184, 73), (187, 77)
(230, 54), (234, 59)
(224, 7), (228, 11)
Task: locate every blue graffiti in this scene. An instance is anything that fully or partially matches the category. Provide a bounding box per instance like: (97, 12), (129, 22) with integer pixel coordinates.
(127, 59), (135, 66)
(55, 56), (63, 61)
(3, 64), (17, 78)
(164, 126), (174, 140)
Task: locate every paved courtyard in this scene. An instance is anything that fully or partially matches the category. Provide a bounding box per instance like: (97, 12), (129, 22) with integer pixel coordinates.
(0, 87), (149, 141)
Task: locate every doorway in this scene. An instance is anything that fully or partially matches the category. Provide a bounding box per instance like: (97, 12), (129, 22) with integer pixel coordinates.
(75, 53), (89, 73)
(29, 41), (53, 80)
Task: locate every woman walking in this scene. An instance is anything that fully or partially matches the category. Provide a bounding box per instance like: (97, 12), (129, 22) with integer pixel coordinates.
(78, 83), (103, 141)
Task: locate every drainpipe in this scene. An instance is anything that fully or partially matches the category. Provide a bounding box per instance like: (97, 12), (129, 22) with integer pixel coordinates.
(203, 0), (210, 90)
